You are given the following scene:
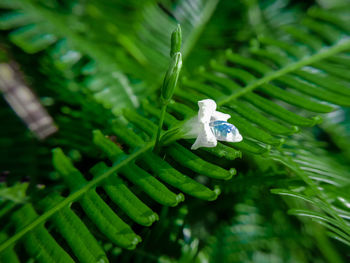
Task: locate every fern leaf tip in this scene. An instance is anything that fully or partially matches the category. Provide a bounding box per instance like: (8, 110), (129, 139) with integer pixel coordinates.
(175, 193), (185, 205)
(312, 116), (323, 125)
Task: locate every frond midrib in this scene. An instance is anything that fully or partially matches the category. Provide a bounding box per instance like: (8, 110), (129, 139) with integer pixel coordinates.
(0, 142), (154, 253)
(217, 38), (350, 106)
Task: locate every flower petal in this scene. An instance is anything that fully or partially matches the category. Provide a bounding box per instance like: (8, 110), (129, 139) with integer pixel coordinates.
(223, 129), (243, 142)
(182, 116), (201, 139)
(187, 98), (242, 149)
(198, 99), (216, 123)
(191, 122), (217, 150)
(211, 111), (231, 122)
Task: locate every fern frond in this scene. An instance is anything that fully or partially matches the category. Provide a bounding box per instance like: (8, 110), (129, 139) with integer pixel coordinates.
(136, 0), (219, 73)
(0, 0), (220, 96)
(202, 200), (319, 263)
(1, 3), (350, 261)
(156, 7), (350, 154)
(271, 133), (350, 246)
(321, 108), (350, 161)
(0, 182), (28, 203)
(0, 233), (19, 263)
(0, 121), (233, 259)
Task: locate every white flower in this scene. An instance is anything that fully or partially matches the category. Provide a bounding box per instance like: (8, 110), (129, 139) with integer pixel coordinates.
(183, 99), (243, 150)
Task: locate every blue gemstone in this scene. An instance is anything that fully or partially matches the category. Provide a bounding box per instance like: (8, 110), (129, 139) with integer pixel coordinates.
(209, 120), (237, 140)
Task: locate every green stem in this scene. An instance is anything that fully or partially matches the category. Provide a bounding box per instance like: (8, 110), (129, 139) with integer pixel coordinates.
(153, 104), (167, 153)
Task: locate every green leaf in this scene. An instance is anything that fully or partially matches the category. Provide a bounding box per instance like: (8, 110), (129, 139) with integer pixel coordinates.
(0, 183), (28, 203)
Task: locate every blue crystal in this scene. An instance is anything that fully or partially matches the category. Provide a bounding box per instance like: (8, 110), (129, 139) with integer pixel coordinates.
(209, 120), (237, 140)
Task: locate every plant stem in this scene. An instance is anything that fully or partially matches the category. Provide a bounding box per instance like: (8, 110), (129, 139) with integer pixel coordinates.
(154, 104), (167, 153)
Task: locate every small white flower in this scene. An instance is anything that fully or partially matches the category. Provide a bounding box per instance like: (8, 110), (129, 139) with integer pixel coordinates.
(183, 99), (243, 150)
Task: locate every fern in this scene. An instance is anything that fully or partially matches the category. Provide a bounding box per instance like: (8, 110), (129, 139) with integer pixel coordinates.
(0, 0), (220, 96)
(195, 187), (344, 263)
(206, 203), (311, 263)
(271, 133), (350, 246)
(158, 6), (350, 153)
(1, 1), (350, 262)
(321, 108), (350, 161)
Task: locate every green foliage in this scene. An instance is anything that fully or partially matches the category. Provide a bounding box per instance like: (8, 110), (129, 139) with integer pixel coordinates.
(0, 182), (28, 203)
(271, 133), (350, 247)
(1, 0), (350, 262)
